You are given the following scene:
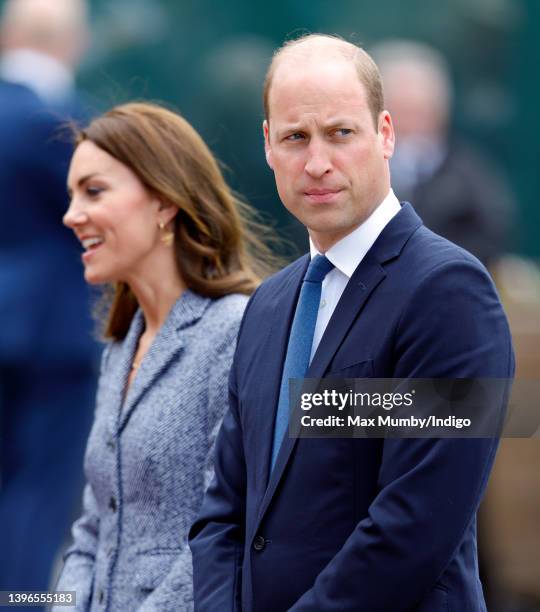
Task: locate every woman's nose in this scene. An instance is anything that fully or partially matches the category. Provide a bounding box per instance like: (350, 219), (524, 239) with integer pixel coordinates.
(63, 200), (88, 228)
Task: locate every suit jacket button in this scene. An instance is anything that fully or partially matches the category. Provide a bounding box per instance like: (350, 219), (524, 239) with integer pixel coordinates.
(109, 496), (117, 512)
(253, 535), (266, 551)
(98, 589), (104, 604)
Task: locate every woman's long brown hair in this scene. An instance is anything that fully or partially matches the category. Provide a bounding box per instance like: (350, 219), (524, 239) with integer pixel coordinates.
(75, 102), (279, 340)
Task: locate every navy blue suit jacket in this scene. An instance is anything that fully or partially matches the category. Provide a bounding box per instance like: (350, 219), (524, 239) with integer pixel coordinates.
(190, 204), (514, 612)
(0, 79), (96, 367)
(0, 79), (99, 600)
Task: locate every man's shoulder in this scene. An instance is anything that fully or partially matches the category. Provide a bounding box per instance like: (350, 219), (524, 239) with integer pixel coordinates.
(233, 256), (308, 334)
(0, 80), (44, 120)
(0, 79), (80, 132)
(260, 255), (308, 289)
(0, 79), (37, 102)
(401, 221), (490, 282)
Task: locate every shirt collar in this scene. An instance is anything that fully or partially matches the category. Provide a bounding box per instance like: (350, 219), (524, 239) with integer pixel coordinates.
(0, 48), (74, 105)
(309, 189), (401, 278)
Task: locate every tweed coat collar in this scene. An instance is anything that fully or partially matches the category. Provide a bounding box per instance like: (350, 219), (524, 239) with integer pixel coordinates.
(107, 289), (212, 435)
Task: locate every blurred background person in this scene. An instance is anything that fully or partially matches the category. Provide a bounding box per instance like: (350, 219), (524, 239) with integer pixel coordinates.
(373, 39), (516, 269)
(374, 38), (539, 612)
(55, 102), (271, 611)
(0, 0), (100, 604)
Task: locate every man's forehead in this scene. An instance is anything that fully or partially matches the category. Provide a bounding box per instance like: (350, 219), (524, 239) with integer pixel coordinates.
(269, 58), (367, 115)
(274, 36), (357, 66)
(272, 52), (355, 81)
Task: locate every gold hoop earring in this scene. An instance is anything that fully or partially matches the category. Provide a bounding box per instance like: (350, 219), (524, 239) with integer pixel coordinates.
(158, 221), (174, 247)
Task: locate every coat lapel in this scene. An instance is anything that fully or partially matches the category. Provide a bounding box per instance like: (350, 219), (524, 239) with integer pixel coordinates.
(308, 256), (386, 378)
(258, 256), (386, 520)
(254, 255), (310, 497)
(104, 310), (145, 436)
(117, 290), (211, 435)
(258, 203), (423, 524)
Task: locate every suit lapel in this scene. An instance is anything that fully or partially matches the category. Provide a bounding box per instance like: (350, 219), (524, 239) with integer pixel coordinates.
(258, 255), (386, 520)
(308, 255), (386, 378)
(254, 255), (310, 497)
(104, 310), (144, 436)
(118, 290), (210, 435)
(257, 203), (423, 524)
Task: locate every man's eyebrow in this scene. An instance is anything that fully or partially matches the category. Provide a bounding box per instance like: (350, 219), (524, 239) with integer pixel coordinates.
(274, 117), (358, 135)
(275, 123), (304, 135)
(323, 118), (358, 128)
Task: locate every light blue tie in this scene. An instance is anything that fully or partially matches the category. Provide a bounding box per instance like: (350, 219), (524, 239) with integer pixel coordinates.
(270, 254), (335, 470)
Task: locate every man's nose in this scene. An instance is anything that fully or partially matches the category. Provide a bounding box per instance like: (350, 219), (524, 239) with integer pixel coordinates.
(304, 141), (332, 178)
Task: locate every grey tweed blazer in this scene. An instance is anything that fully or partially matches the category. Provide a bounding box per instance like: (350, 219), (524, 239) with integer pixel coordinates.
(54, 290), (248, 612)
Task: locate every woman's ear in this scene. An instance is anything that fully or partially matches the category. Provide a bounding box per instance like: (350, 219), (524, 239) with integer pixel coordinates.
(157, 200), (178, 226)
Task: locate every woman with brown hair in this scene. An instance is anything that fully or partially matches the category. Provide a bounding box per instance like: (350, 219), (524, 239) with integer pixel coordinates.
(54, 102), (271, 611)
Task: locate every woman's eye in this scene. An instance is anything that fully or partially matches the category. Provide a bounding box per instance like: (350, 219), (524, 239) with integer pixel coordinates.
(86, 186), (103, 197)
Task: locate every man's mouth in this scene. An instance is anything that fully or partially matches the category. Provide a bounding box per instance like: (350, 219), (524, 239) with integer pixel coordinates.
(303, 189), (343, 203)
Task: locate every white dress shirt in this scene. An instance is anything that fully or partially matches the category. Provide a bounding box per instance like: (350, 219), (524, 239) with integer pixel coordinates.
(0, 48), (74, 105)
(309, 189), (401, 361)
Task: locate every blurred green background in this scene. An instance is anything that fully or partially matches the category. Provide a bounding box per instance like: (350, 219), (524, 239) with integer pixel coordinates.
(3, 0), (538, 255)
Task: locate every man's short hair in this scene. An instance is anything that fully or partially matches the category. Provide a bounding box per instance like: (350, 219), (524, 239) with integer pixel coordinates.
(263, 33), (384, 129)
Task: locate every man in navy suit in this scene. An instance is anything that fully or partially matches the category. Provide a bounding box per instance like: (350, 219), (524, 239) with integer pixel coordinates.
(190, 34), (514, 611)
(0, 0), (98, 602)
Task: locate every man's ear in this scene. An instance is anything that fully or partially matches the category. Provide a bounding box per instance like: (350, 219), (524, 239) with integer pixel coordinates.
(263, 120), (273, 169)
(378, 111), (395, 160)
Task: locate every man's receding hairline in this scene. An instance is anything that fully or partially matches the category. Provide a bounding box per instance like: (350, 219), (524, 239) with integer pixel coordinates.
(267, 56), (369, 116)
(267, 48), (365, 116)
(271, 36), (361, 73)
(264, 34), (384, 128)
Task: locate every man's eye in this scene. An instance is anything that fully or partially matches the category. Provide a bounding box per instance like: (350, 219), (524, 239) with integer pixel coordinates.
(285, 133), (305, 142)
(334, 128), (353, 137)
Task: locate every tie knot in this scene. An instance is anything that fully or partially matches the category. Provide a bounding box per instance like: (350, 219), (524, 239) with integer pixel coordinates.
(304, 254), (334, 283)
